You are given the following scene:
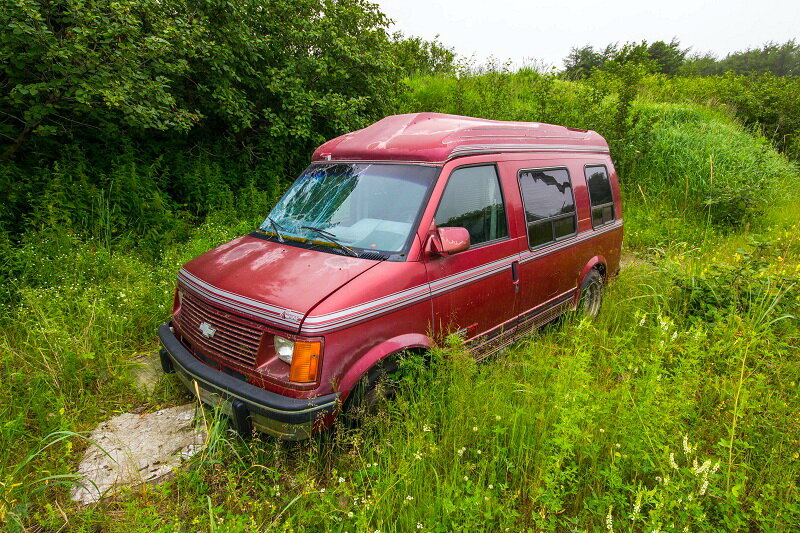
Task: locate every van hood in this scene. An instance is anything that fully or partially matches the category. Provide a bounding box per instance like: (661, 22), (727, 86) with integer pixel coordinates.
(178, 235), (380, 332)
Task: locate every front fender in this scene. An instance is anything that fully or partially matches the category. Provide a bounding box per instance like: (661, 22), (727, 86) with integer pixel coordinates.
(338, 333), (431, 401)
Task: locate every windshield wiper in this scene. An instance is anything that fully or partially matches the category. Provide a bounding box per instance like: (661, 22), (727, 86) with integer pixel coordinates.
(266, 217), (284, 243)
(300, 226), (359, 257)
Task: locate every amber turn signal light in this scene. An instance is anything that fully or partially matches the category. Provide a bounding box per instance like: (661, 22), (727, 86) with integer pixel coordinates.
(289, 341), (321, 383)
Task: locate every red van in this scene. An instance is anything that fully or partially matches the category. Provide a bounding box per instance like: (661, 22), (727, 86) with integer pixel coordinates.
(158, 113), (623, 438)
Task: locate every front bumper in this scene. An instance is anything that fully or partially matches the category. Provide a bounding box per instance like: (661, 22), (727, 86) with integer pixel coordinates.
(158, 323), (339, 440)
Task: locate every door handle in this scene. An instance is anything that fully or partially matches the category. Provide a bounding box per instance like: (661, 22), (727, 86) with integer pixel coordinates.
(511, 260), (520, 293)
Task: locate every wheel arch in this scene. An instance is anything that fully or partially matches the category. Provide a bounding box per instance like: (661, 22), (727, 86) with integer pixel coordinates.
(574, 255), (607, 305)
(337, 333), (431, 405)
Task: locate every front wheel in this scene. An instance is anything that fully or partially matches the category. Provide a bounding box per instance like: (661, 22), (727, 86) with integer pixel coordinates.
(341, 358), (399, 428)
(579, 269), (604, 318)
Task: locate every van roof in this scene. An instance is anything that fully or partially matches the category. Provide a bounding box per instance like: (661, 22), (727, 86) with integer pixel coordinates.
(312, 112), (609, 164)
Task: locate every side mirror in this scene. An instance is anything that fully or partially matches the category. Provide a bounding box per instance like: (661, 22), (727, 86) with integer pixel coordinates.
(427, 227), (470, 256)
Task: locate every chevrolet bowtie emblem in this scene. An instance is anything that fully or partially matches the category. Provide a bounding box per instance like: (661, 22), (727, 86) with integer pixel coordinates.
(199, 321), (216, 338)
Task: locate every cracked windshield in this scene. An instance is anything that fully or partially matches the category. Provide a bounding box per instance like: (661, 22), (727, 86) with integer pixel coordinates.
(260, 163), (438, 254)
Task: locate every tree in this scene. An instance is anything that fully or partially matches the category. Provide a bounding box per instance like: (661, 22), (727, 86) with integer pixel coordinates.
(563, 45), (607, 79)
(391, 33), (456, 77)
(0, 0), (403, 163)
(0, 0), (204, 161)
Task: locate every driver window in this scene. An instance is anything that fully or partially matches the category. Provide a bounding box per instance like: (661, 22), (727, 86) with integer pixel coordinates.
(434, 165), (508, 247)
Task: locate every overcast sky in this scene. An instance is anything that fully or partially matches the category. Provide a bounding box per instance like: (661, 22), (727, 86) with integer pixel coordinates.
(374, 0), (800, 68)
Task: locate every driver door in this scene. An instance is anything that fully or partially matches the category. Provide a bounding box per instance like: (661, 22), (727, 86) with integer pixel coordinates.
(424, 164), (520, 353)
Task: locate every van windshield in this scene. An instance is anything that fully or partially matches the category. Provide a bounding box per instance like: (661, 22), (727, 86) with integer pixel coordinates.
(259, 163), (439, 255)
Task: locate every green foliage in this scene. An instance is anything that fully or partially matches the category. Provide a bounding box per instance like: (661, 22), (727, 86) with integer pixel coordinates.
(391, 33), (456, 77)
(0, 0), (407, 244)
(623, 103), (795, 230)
(5, 215), (798, 529)
(564, 39), (800, 80)
(563, 39), (685, 78)
(681, 40), (800, 77)
(641, 73), (800, 161)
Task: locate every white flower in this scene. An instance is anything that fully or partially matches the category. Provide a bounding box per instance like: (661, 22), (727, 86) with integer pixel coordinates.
(463, 476), (469, 481)
(320, 488), (326, 493)
(347, 512), (354, 518)
(477, 449), (482, 455)
(423, 424), (432, 432)
(338, 477), (345, 483)
(472, 426), (478, 432)
(457, 447), (466, 457)
(417, 523), (423, 529)
(669, 452), (679, 470)
(414, 452), (422, 460)
(606, 506), (614, 532)
(682, 435), (693, 455)
(488, 484), (494, 489)
(406, 495), (414, 501)
(495, 415), (501, 421)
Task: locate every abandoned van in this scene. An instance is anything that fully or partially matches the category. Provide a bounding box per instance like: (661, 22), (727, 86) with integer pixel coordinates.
(158, 113), (623, 438)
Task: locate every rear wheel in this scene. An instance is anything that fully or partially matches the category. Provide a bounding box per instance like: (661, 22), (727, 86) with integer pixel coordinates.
(579, 269), (604, 318)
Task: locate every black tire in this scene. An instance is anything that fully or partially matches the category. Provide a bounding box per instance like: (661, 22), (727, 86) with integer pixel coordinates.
(579, 269), (604, 318)
(341, 358), (399, 427)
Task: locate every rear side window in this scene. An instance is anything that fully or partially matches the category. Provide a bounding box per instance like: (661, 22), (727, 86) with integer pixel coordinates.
(435, 165), (508, 246)
(518, 168), (577, 248)
(585, 165), (615, 227)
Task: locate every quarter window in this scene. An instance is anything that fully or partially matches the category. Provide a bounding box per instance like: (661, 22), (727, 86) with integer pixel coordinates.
(435, 165), (508, 246)
(585, 165), (615, 227)
(518, 168), (577, 248)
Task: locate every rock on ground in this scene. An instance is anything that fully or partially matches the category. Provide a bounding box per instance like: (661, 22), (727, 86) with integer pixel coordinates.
(71, 404), (206, 505)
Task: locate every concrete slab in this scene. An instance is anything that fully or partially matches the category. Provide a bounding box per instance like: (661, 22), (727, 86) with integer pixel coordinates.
(71, 404), (206, 505)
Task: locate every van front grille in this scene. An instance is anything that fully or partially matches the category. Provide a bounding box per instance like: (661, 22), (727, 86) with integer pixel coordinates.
(174, 288), (263, 369)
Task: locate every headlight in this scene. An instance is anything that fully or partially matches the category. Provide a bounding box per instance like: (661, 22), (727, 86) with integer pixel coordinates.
(274, 335), (294, 364)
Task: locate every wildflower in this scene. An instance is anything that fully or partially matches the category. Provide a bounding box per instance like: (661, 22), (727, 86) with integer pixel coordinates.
(472, 426), (478, 432)
(488, 484), (494, 489)
(477, 449), (482, 455)
(606, 506), (614, 532)
(495, 415), (501, 421)
(457, 447), (466, 457)
(348, 512), (354, 518)
(699, 478), (709, 496)
(599, 428), (605, 433)
(338, 477), (345, 483)
(632, 491), (642, 518)
(406, 495), (414, 501)
(414, 452), (422, 460)
(464, 476), (469, 481)
(320, 488), (326, 493)
(669, 452), (679, 470)
(423, 424), (432, 432)
(417, 523), (424, 529)
(682, 435), (693, 455)
(615, 443), (621, 448)
(692, 459), (711, 475)
(638, 314), (646, 326)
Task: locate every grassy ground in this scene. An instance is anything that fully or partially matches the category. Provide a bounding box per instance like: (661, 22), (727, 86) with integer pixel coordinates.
(1, 95), (799, 530)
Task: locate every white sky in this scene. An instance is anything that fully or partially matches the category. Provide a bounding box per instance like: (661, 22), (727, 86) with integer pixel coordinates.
(374, 0), (800, 68)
